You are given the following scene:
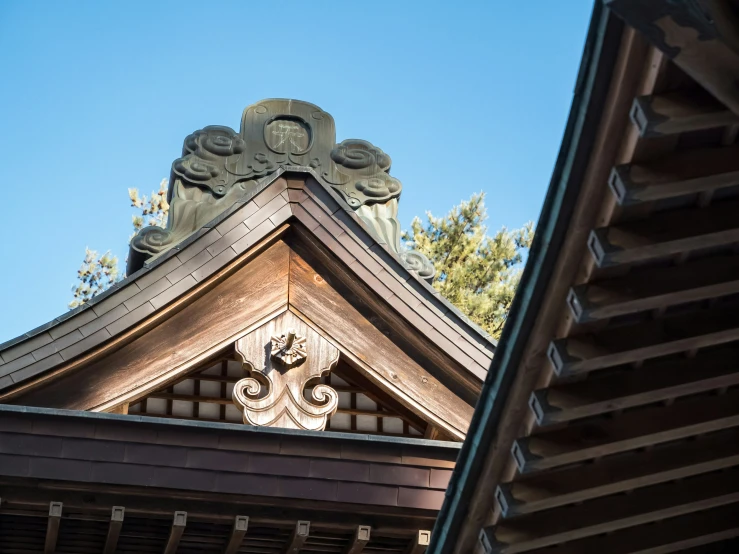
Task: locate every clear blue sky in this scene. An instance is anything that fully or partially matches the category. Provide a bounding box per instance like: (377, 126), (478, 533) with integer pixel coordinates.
(0, 0), (593, 342)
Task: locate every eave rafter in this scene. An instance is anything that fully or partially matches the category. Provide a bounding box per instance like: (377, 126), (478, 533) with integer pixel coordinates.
(439, 5), (739, 551)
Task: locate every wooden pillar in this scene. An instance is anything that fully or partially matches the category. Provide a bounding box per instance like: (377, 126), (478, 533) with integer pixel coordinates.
(345, 525), (371, 554)
(44, 502), (63, 554)
(163, 511), (187, 554)
(285, 520), (310, 553)
(223, 515), (249, 554)
(103, 506), (125, 554)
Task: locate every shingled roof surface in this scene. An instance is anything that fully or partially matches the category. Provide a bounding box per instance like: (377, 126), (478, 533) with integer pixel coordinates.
(0, 169), (494, 393)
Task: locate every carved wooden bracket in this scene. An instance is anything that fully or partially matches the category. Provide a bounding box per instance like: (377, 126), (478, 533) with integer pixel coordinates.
(233, 311), (339, 431)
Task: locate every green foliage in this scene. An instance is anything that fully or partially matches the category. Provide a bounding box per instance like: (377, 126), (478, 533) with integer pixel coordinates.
(68, 248), (120, 309)
(129, 179), (169, 233)
(403, 193), (534, 340)
(68, 180), (170, 309)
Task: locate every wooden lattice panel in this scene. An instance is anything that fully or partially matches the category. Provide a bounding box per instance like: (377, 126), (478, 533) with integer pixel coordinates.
(128, 354), (426, 438)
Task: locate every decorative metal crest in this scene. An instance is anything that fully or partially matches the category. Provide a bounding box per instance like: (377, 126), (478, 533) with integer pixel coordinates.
(128, 99), (434, 283)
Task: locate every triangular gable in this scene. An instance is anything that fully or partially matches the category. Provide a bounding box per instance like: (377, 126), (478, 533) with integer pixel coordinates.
(0, 173), (491, 439)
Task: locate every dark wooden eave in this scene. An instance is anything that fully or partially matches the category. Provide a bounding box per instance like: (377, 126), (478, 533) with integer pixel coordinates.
(606, 0), (739, 116)
(0, 403), (457, 552)
(431, 1), (739, 553)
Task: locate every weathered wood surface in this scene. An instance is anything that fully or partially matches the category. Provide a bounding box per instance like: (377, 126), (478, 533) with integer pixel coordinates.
(103, 506), (124, 554)
(630, 90), (739, 137)
(497, 427), (739, 517)
(163, 511), (187, 554)
(609, 144), (739, 205)
(589, 198), (739, 267)
(288, 244), (473, 440)
(606, 0), (739, 115)
(289, 226), (483, 405)
(43, 502), (62, 554)
(234, 310), (340, 431)
(487, 468), (739, 553)
(223, 516), (249, 554)
(12, 241), (290, 410)
(568, 252), (739, 322)
(549, 299), (739, 376)
(518, 504), (739, 554)
(285, 521), (310, 553)
(514, 388), (739, 473)
(532, 346), (739, 424)
(345, 525), (371, 554)
(451, 13), (739, 553)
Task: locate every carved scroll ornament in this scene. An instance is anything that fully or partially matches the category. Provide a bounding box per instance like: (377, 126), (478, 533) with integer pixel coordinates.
(128, 99), (434, 282)
(233, 312), (338, 431)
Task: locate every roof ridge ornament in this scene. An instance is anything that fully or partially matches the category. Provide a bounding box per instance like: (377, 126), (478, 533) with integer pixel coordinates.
(128, 99), (434, 281)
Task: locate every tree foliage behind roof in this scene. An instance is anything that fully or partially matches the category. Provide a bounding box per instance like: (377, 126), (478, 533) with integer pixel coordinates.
(68, 180), (170, 309)
(403, 193), (533, 340)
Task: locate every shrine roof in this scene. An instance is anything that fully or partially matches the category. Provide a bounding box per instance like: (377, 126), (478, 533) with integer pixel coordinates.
(0, 169), (494, 396)
(0, 402), (460, 511)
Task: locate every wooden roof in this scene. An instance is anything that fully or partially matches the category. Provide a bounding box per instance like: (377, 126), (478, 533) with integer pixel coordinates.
(0, 171), (492, 440)
(431, 1), (739, 553)
(0, 403), (455, 552)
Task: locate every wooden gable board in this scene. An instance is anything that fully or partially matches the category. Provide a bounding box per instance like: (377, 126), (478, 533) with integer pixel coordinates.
(0, 173), (492, 396)
(0, 174), (488, 440)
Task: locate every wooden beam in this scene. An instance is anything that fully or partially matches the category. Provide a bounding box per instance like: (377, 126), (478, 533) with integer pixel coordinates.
(609, 144), (739, 206)
(606, 0), (739, 115)
(497, 427), (739, 517)
(531, 348), (739, 424)
(103, 506), (125, 554)
(549, 301), (739, 376)
(44, 501), (62, 554)
(223, 515), (248, 554)
(588, 199), (739, 268)
(630, 90), (739, 138)
(288, 242), (474, 440)
(528, 503), (739, 554)
(0, 482), (435, 536)
(513, 388), (739, 473)
(567, 252), (739, 322)
(164, 511), (187, 554)
(486, 467), (739, 553)
(406, 530), (431, 554)
(285, 520), (310, 553)
(344, 525), (371, 554)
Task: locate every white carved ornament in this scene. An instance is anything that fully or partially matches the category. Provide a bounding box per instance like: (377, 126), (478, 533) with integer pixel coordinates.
(232, 312), (339, 431)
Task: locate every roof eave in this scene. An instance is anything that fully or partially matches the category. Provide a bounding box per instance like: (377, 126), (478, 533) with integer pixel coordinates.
(427, 3), (626, 552)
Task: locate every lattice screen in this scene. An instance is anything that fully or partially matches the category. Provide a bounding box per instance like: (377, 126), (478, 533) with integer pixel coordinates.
(128, 355), (424, 438)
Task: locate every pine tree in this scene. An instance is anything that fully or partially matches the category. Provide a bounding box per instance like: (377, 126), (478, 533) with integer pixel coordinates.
(69, 179), (170, 309)
(403, 193), (533, 340)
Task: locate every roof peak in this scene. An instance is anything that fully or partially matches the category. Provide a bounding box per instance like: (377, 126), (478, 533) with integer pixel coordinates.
(128, 99), (433, 278)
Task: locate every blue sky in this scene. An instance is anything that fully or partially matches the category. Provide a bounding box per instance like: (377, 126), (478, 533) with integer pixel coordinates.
(0, 0), (593, 342)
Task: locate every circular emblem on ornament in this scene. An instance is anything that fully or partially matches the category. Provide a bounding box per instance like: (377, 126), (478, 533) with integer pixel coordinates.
(264, 116), (312, 155)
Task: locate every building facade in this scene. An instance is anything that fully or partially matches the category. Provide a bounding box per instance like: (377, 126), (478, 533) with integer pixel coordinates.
(0, 100), (496, 553)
